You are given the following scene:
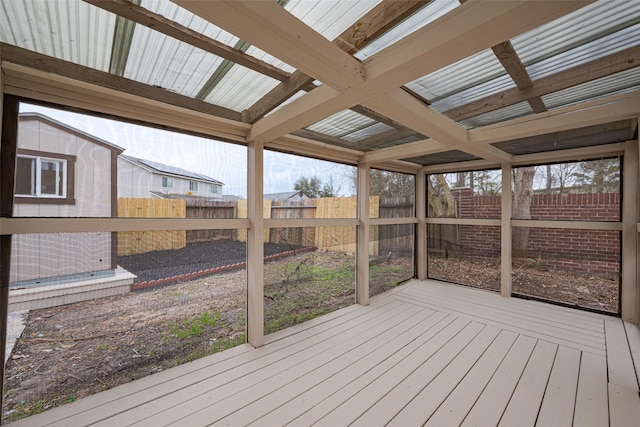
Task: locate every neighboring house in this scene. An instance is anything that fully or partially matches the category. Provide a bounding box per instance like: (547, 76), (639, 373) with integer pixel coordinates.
(264, 191), (309, 201)
(118, 155), (224, 201)
(11, 113), (134, 309)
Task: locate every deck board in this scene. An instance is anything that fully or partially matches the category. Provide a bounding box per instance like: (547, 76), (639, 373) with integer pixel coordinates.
(8, 279), (640, 427)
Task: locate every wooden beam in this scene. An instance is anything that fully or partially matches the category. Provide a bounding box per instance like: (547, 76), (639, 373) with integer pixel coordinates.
(83, 0), (290, 82)
(364, 88), (512, 163)
(357, 127), (423, 151)
(622, 139), (639, 322)
(243, 0), (428, 123)
(356, 162), (370, 305)
(416, 168), (427, 280)
(364, 1), (591, 90)
(469, 90), (640, 145)
(175, 0), (364, 90)
(362, 138), (446, 163)
(447, 44), (640, 121)
(491, 41), (547, 114)
(249, 0), (591, 144)
(1, 44), (241, 122)
(501, 163), (512, 297)
(247, 139), (265, 347)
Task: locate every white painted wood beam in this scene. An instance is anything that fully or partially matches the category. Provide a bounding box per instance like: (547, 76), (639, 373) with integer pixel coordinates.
(364, 0), (592, 90)
(247, 139), (265, 347)
(416, 168), (427, 280)
(364, 89), (512, 163)
(362, 138), (445, 163)
(356, 162), (370, 305)
(173, 0), (364, 90)
(622, 139), (639, 322)
(469, 90), (640, 145)
(501, 163), (512, 297)
(247, 0), (590, 145)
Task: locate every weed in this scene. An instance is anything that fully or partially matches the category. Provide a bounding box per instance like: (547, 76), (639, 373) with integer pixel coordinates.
(170, 311), (221, 340)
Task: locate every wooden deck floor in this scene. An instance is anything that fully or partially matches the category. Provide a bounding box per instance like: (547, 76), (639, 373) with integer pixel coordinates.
(10, 280), (640, 426)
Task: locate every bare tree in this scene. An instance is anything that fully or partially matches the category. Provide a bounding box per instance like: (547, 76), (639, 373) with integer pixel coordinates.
(512, 166), (536, 258)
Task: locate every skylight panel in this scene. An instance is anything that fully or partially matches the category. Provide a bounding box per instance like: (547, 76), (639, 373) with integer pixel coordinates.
(459, 102), (533, 129)
(125, 25), (225, 98)
(306, 110), (376, 138)
(526, 24), (640, 81)
(406, 49), (505, 103)
(542, 68), (640, 110)
(285, 0), (381, 42)
(0, 0), (115, 72)
(354, 0), (459, 60)
(430, 74), (516, 113)
(511, 0), (640, 67)
(342, 122), (395, 143)
(205, 68), (281, 112)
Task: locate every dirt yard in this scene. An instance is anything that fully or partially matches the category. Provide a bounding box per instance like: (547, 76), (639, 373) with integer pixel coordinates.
(2, 248), (411, 423)
(428, 257), (619, 313)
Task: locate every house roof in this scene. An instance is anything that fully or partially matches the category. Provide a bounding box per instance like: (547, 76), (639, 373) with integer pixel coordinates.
(120, 154), (224, 185)
(1, 0), (639, 172)
(19, 113), (125, 154)
(264, 191), (308, 200)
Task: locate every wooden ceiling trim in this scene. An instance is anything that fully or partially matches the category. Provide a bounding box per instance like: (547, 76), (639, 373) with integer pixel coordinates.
(446, 44), (640, 121)
(83, 0), (290, 82)
(175, 0), (365, 90)
(243, 0), (427, 124)
(469, 90), (640, 145)
(491, 41), (548, 114)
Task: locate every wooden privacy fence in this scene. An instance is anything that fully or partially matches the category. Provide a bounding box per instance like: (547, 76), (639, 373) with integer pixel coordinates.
(117, 198), (186, 256)
(186, 200), (237, 243)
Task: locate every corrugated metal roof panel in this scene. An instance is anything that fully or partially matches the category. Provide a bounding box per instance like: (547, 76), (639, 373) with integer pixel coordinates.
(142, 0), (294, 72)
(406, 49), (506, 102)
(355, 0), (459, 60)
(512, 0), (640, 67)
(124, 25), (225, 98)
(342, 122), (395, 142)
(431, 74), (516, 113)
(205, 67), (281, 112)
(542, 67), (640, 110)
(306, 110), (376, 138)
(0, 0), (115, 71)
(459, 102), (534, 129)
(526, 24), (640, 81)
(285, 0), (381, 42)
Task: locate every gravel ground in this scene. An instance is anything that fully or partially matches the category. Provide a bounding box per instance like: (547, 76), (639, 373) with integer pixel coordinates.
(118, 240), (303, 283)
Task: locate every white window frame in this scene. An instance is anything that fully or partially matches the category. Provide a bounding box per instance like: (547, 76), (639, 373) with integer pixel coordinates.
(210, 184), (218, 194)
(161, 176), (174, 188)
(189, 181), (198, 192)
(16, 154), (67, 198)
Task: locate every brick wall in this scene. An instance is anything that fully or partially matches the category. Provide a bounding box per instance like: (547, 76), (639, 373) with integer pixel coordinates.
(444, 188), (621, 275)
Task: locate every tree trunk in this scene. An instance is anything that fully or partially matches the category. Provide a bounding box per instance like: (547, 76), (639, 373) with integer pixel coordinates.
(512, 167), (535, 258)
(427, 175), (459, 257)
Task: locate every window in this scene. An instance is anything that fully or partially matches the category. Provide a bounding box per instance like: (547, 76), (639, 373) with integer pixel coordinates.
(189, 181), (198, 192)
(210, 184), (218, 194)
(16, 155), (66, 197)
(161, 176), (173, 188)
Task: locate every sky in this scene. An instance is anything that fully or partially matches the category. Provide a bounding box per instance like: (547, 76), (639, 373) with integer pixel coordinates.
(20, 103), (355, 198)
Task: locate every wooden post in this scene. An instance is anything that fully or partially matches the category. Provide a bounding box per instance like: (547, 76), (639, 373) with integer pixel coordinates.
(416, 168), (427, 280)
(622, 139), (638, 322)
(1, 94), (19, 418)
(356, 162), (370, 305)
(501, 163), (512, 297)
(247, 139), (264, 347)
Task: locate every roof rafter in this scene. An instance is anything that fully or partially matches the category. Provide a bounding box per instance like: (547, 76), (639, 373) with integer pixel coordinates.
(83, 0), (290, 82)
(491, 41), (547, 113)
(174, 0), (365, 90)
(243, 0), (429, 124)
(445, 44), (640, 121)
(246, 0), (591, 162)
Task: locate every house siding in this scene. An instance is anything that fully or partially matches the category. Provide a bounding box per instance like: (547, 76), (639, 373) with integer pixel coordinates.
(11, 117), (116, 284)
